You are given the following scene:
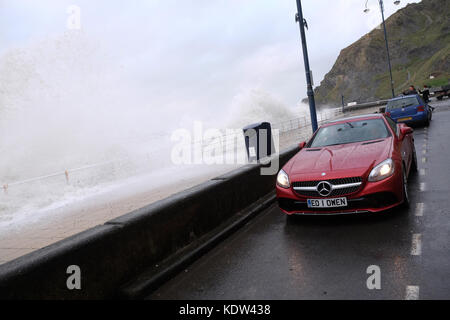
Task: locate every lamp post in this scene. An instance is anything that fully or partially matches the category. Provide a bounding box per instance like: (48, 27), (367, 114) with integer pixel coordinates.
(364, 0), (400, 98)
(295, 0), (318, 133)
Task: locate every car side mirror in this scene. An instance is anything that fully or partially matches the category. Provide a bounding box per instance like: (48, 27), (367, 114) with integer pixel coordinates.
(399, 125), (413, 140)
(299, 141), (306, 149)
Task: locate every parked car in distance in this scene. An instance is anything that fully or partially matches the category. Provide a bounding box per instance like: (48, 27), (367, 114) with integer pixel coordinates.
(276, 114), (417, 216)
(385, 94), (432, 126)
(432, 84), (450, 100)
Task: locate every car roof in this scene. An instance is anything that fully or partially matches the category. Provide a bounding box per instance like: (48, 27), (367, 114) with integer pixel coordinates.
(388, 94), (419, 101)
(323, 113), (385, 127)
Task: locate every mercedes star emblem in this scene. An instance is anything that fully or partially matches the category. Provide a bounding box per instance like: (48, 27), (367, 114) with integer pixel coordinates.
(317, 181), (332, 197)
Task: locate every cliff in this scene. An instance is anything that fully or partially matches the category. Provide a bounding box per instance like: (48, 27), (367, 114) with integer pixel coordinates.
(313, 0), (450, 106)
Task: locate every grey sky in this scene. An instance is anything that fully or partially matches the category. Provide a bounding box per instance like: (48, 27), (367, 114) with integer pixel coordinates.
(0, 0), (421, 114)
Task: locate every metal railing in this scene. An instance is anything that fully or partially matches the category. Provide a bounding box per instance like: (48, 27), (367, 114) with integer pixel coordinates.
(1, 103), (380, 195)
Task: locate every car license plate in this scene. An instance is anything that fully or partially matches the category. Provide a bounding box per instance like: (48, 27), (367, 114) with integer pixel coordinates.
(307, 197), (348, 208)
(398, 117), (412, 122)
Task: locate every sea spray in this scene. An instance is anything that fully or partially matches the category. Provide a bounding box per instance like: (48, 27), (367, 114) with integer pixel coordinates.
(0, 32), (301, 222)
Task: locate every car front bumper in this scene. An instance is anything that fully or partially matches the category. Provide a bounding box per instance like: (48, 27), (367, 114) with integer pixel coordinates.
(276, 171), (404, 215)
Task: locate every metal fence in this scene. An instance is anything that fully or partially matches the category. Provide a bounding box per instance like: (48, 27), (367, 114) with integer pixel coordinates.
(1, 103), (380, 195)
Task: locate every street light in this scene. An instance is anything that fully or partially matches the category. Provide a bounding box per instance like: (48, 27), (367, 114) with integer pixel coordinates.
(364, 0), (400, 98)
(295, 0), (318, 133)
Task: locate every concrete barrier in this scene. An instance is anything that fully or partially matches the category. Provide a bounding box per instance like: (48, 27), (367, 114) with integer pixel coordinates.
(343, 99), (388, 112)
(0, 145), (299, 299)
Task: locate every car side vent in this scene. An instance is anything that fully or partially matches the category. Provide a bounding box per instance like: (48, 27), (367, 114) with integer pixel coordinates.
(306, 148), (321, 151)
(361, 140), (384, 145)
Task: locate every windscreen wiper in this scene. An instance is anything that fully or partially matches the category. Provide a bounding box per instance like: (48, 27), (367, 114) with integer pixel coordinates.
(324, 143), (344, 147)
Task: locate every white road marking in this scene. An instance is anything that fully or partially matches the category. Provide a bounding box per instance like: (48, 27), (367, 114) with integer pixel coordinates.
(405, 286), (420, 300)
(422, 157), (427, 163)
(422, 143), (427, 148)
(411, 234), (422, 256)
(415, 203), (424, 216)
(422, 149), (427, 155)
(419, 182), (426, 191)
(419, 169), (426, 176)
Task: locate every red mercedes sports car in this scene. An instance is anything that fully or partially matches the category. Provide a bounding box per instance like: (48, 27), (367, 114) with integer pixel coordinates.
(276, 113), (417, 215)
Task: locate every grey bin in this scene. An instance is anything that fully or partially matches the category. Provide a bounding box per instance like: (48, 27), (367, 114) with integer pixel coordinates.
(242, 122), (275, 162)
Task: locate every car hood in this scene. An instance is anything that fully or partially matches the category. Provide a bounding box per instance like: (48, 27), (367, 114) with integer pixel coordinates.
(285, 138), (393, 180)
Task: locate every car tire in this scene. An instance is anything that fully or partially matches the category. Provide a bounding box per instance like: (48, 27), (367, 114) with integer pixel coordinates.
(401, 166), (410, 209)
(411, 146), (418, 173)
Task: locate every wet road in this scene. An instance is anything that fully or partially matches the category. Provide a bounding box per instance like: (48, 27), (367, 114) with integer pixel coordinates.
(148, 100), (450, 300)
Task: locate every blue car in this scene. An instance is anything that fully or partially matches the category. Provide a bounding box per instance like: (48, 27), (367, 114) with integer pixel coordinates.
(385, 94), (432, 126)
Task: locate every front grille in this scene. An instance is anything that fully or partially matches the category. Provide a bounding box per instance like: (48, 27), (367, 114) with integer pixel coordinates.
(292, 177), (362, 198)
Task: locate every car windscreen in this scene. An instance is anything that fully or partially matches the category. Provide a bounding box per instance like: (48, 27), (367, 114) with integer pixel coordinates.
(386, 96), (419, 110)
(309, 119), (390, 148)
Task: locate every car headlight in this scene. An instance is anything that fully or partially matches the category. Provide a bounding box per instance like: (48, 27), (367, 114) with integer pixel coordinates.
(368, 158), (395, 182)
(277, 169), (290, 188)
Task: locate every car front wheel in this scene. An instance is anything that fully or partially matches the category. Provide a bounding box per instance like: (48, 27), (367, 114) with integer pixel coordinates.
(401, 166), (410, 209)
(411, 145), (418, 173)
